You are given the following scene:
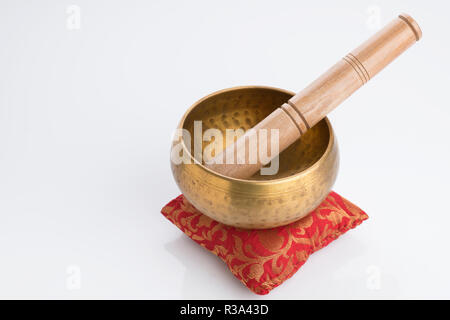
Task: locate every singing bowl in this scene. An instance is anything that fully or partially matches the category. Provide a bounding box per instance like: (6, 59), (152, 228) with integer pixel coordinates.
(171, 86), (339, 229)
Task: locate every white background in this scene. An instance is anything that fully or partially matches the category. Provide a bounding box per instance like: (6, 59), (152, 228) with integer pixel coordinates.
(0, 0), (449, 299)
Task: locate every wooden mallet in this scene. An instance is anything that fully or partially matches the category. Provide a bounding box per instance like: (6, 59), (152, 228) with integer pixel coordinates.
(205, 13), (422, 179)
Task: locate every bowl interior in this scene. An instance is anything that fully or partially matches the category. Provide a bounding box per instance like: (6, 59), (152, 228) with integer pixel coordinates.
(182, 87), (330, 180)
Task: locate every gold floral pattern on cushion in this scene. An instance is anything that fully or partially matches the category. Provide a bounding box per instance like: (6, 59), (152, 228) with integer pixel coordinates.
(161, 192), (368, 295)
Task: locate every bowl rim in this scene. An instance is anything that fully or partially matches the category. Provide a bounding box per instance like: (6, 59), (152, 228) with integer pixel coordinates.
(176, 85), (336, 186)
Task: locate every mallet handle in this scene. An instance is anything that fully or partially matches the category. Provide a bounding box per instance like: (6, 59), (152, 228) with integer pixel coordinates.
(206, 14), (422, 179)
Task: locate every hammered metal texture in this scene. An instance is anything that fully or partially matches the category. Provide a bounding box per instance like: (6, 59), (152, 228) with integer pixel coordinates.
(171, 86), (339, 229)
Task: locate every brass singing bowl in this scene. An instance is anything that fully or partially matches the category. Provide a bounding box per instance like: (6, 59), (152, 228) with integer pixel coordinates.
(171, 86), (339, 229)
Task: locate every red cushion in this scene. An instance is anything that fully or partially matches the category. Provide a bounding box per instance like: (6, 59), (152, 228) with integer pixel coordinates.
(161, 191), (368, 295)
